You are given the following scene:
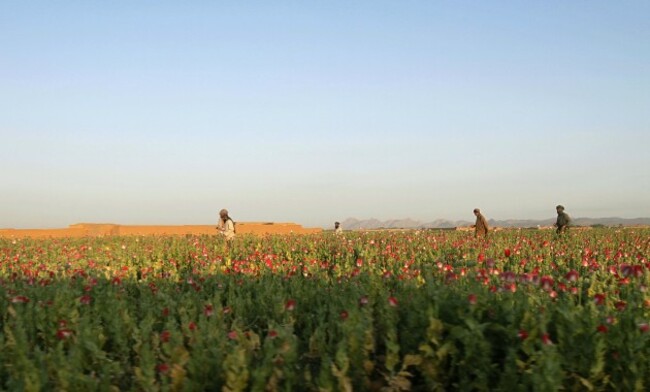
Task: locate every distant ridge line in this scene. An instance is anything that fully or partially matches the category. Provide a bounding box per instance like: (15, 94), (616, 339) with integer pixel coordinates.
(340, 217), (650, 230)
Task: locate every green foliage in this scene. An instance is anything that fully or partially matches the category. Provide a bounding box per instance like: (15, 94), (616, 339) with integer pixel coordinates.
(0, 229), (648, 390)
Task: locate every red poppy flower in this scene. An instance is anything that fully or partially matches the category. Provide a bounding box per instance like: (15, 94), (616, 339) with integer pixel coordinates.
(594, 294), (606, 306)
(541, 334), (553, 345)
(227, 330), (238, 340)
(340, 310), (349, 320)
(504, 249), (511, 258)
(268, 329), (278, 339)
(204, 304), (214, 317)
(468, 294), (477, 305)
(285, 299), (296, 311)
(517, 330), (529, 340)
(56, 329), (73, 340)
(597, 324), (608, 333)
(565, 270), (579, 282)
(615, 301), (627, 311)
(388, 296), (398, 307)
(10, 295), (29, 304)
(162, 307), (170, 317)
(540, 276), (554, 291)
(157, 363), (170, 373)
(359, 296), (369, 306)
(620, 264), (644, 278)
(79, 295), (92, 305)
(188, 322), (197, 331)
(639, 323), (649, 333)
(160, 330), (171, 343)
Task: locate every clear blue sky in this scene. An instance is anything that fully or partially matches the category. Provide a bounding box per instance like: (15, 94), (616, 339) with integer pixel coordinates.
(1, 1), (648, 228)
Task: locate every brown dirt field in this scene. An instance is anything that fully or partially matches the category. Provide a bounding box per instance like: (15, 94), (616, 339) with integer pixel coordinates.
(0, 222), (322, 238)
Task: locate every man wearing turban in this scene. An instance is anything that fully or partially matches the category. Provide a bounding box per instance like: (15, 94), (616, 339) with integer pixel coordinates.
(555, 205), (571, 234)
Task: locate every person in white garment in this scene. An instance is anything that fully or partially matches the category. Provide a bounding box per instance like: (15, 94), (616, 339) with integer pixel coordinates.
(217, 209), (235, 241)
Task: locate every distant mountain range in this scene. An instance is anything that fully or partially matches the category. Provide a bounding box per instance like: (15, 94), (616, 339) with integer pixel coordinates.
(340, 217), (650, 230)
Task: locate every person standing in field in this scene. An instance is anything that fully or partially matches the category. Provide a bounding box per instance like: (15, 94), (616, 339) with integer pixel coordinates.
(555, 205), (571, 234)
(217, 209), (235, 241)
(472, 208), (489, 238)
(334, 221), (343, 235)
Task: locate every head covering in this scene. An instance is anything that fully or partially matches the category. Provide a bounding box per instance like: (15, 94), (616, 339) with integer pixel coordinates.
(473, 208), (480, 213)
(556, 205), (564, 210)
(220, 209), (229, 216)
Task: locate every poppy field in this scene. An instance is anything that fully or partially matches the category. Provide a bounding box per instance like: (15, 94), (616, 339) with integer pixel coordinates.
(1, 228), (649, 391)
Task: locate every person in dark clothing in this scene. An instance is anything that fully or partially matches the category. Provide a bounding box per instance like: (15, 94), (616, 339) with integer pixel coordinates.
(472, 208), (489, 238)
(555, 205), (571, 233)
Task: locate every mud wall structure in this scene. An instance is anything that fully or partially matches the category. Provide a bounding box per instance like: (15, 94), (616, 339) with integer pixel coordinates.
(0, 223), (322, 238)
